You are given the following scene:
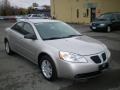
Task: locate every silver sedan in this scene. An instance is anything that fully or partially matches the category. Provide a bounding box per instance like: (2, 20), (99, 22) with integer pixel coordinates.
(4, 19), (111, 81)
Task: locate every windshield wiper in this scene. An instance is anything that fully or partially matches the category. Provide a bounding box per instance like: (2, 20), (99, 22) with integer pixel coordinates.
(43, 34), (82, 40)
(43, 37), (63, 40)
(66, 34), (82, 38)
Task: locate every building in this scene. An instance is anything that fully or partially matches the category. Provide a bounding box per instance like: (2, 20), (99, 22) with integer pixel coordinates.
(0, 0), (4, 15)
(51, 0), (120, 23)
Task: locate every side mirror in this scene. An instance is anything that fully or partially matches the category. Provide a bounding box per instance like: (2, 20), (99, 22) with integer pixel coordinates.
(24, 34), (37, 40)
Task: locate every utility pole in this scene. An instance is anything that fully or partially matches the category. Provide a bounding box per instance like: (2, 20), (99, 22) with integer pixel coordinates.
(5, 0), (7, 15)
(53, 0), (55, 18)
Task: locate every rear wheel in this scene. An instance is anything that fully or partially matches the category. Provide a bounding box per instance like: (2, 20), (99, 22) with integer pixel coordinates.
(5, 40), (12, 55)
(39, 55), (57, 81)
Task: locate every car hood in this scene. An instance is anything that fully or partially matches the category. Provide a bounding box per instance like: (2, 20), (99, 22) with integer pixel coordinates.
(92, 20), (110, 24)
(44, 35), (105, 55)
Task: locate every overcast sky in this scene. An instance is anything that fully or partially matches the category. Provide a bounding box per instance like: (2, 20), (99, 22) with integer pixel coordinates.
(9, 0), (50, 8)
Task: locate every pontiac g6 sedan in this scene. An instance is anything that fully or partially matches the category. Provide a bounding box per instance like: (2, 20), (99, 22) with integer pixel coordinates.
(4, 19), (111, 81)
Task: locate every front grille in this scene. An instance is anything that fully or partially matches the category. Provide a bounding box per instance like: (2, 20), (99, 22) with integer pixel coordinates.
(92, 23), (99, 26)
(102, 53), (106, 61)
(91, 55), (101, 64)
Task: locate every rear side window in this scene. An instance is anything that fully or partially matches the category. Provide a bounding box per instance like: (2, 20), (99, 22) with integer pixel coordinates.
(11, 22), (24, 34)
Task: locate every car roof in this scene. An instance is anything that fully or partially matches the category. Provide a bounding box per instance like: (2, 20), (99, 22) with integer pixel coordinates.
(18, 19), (60, 23)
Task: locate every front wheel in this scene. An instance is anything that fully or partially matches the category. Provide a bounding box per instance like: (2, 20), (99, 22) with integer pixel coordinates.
(39, 55), (57, 81)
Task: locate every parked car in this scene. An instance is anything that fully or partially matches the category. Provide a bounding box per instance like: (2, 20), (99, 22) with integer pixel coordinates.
(15, 15), (25, 19)
(0, 16), (4, 20)
(16, 15), (28, 22)
(16, 14), (50, 22)
(4, 19), (111, 81)
(90, 12), (120, 32)
(27, 14), (49, 19)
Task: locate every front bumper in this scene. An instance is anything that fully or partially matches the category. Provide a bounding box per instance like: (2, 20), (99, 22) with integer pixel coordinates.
(57, 59), (109, 79)
(90, 25), (107, 31)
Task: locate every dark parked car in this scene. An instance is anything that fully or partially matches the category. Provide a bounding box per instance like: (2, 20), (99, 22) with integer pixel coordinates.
(90, 12), (120, 32)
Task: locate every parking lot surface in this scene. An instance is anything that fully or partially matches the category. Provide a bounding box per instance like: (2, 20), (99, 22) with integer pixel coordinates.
(0, 21), (120, 90)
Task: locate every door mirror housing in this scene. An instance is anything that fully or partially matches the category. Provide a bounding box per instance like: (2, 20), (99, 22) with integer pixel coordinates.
(24, 34), (37, 40)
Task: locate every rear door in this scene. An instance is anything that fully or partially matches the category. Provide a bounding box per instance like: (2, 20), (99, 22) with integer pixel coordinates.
(10, 22), (38, 61)
(10, 22), (25, 53)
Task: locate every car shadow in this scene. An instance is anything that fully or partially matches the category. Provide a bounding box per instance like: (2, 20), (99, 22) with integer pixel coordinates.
(60, 69), (120, 90)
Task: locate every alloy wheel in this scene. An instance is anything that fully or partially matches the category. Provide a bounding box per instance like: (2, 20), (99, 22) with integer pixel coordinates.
(41, 60), (53, 79)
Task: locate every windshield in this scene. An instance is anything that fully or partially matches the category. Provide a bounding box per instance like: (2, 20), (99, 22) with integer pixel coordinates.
(96, 14), (112, 21)
(35, 22), (82, 40)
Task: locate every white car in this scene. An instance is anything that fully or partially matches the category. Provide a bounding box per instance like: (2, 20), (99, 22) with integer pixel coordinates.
(4, 19), (111, 81)
(27, 14), (48, 19)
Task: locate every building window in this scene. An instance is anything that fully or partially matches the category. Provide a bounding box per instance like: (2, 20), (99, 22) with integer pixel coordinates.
(86, 8), (89, 17)
(76, 9), (79, 18)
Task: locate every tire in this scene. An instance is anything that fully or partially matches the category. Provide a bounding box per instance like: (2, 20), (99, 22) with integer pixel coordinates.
(107, 26), (111, 32)
(5, 40), (12, 55)
(39, 55), (57, 81)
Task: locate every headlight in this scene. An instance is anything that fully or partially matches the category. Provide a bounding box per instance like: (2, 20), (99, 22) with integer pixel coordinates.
(102, 44), (111, 58)
(100, 23), (105, 26)
(59, 51), (88, 63)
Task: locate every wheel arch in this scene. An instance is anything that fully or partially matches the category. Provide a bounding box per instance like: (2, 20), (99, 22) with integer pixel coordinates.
(38, 52), (58, 77)
(38, 52), (57, 68)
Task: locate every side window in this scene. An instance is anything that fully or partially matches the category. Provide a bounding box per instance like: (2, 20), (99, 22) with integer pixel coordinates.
(11, 22), (24, 33)
(23, 23), (35, 35)
(108, 14), (115, 20)
(115, 14), (120, 21)
(104, 14), (111, 19)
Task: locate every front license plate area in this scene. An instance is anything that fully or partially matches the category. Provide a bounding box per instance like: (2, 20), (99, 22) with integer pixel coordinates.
(92, 27), (96, 29)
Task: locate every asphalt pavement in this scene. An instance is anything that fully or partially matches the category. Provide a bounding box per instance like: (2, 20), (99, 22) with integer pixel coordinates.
(0, 21), (120, 90)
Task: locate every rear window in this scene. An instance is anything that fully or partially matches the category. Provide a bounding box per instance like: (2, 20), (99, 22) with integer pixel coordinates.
(11, 22), (24, 31)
